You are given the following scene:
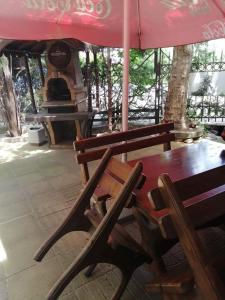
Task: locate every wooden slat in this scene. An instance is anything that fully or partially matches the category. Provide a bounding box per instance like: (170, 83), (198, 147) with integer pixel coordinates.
(151, 164), (225, 210)
(75, 123), (174, 151)
(77, 133), (175, 164)
(93, 186), (111, 202)
(98, 172), (123, 199)
(158, 174), (225, 300)
(107, 158), (146, 190)
(160, 188), (225, 239)
(107, 157), (133, 182)
(146, 268), (194, 294)
(175, 166), (225, 201)
(94, 169), (137, 208)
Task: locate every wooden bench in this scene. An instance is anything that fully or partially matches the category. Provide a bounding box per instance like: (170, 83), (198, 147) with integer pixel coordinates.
(74, 123), (175, 218)
(75, 122), (175, 184)
(145, 165), (225, 299)
(34, 149), (151, 300)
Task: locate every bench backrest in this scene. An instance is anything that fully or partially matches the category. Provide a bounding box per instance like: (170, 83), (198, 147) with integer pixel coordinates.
(154, 173), (225, 299)
(151, 164), (225, 239)
(75, 122), (175, 183)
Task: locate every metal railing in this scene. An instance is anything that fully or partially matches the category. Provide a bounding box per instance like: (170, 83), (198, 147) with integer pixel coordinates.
(92, 108), (160, 128)
(187, 96), (225, 122)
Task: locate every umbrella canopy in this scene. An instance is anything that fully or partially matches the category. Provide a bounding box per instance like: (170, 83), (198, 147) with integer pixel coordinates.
(0, 0), (224, 48)
(1, 0), (225, 141)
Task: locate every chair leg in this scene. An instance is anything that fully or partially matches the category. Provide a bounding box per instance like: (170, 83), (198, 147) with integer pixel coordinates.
(48, 261), (133, 300)
(34, 225), (66, 262)
(47, 253), (93, 300)
(47, 244), (150, 300)
(109, 249), (151, 300)
(111, 271), (131, 300)
(34, 213), (91, 262)
(84, 264), (97, 277)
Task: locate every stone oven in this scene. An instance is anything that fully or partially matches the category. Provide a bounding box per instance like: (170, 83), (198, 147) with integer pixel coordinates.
(42, 40), (87, 146)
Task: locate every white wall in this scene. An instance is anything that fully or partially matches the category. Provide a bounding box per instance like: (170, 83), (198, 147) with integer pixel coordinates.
(188, 71), (225, 96)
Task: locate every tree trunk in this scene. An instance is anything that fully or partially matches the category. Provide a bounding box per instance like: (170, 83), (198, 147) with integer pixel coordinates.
(24, 55), (37, 114)
(164, 45), (193, 129)
(0, 55), (21, 137)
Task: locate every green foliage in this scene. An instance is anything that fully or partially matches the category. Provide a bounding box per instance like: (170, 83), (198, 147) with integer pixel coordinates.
(13, 56), (45, 113)
(192, 75), (212, 96)
(88, 48), (156, 112)
(193, 43), (213, 62)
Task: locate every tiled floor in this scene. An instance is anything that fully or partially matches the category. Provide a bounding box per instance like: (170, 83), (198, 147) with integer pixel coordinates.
(0, 139), (185, 300)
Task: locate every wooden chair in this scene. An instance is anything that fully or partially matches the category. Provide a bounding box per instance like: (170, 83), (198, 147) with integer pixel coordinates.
(144, 165), (225, 299)
(34, 148), (151, 300)
(75, 122), (175, 184)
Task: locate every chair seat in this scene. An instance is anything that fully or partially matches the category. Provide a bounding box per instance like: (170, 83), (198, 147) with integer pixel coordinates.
(163, 226), (225, 272)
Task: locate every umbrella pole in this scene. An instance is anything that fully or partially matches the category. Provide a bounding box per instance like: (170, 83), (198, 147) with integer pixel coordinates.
(122, 0), (130, 162)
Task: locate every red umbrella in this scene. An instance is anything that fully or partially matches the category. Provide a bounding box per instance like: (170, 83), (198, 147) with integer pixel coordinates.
(0, 0), (224, 131)
(1, 0), (224, 48)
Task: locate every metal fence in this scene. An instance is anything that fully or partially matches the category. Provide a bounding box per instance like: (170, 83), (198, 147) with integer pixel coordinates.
(93, 96), (225, 128)
(93, 108), (160, 129)
(187, 96), (225, 122)
(92, 46), (225, 128)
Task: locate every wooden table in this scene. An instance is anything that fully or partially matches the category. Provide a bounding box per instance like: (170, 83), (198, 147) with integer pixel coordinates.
(129, 140), (225, 221)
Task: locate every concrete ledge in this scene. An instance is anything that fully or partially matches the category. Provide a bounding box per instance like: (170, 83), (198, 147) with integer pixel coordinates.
(173, 127), (203, 140)
(0, 135), (28, 143)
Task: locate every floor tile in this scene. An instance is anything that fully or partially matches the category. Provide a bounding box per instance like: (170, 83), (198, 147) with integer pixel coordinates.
(17, 172), (44, 187)
(28, 190), (71, 218)
(0, 200), (30, 224)
(0, 280), (7, 300)
(24, 180), (52, 197)
(58, 250), (114, 290)
(0, 215), (55, 276)
(7, 256), (71, 300)
(0, 188), (28, 207)
(0, 179), (19, 194)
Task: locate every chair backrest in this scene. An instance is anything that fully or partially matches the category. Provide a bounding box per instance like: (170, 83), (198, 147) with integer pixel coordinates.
(84, 155), (146, 252)
(95, 151), (146, 209)
(155, 173), (225, 300)
(73, 147), (147, 263)
(75, 122), (175, 183)
(150, 164), (225, 239)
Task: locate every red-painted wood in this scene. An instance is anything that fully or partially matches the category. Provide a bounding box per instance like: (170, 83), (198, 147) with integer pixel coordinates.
(129, 140), (225, 220)
(75, 123), (174, 151)
(77, 133), (175, 164)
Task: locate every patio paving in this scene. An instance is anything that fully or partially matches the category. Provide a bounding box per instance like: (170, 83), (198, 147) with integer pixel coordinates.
(0, 139), (187, 300)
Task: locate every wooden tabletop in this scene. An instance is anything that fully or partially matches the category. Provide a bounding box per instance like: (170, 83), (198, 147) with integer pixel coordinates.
(129, 140), (225, 220)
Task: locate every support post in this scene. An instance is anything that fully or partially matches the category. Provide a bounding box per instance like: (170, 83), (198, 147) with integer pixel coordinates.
(86, 50), (92, 112)
(122, 0), (131, 161)
(93, 49), (100, 109)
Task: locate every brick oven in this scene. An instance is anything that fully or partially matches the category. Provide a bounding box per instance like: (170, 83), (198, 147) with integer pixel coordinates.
(41, 40), (87, 146)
